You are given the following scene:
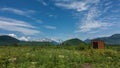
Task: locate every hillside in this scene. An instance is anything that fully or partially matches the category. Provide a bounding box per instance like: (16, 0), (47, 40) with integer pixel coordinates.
(62, 38), (86, 46)
(85, 34), (120, 45)
(0, 35), (20, 45)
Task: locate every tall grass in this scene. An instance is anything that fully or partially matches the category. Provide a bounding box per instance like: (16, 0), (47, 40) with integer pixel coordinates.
(0, 45), (120, 68)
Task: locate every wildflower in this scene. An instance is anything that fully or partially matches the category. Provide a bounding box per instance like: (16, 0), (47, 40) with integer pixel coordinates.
(8, 57), (17, 62)
(58, 55), (64, 58)
(107, 57), (112, 60)
(26, 53), (30, 55)
(31, 54), (35, 57)
(74, 52), (79, 55)
(31, 62), (38, 65)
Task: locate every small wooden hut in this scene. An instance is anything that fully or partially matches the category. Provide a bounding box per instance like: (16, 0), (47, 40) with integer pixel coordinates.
(91, 40), (104, 49)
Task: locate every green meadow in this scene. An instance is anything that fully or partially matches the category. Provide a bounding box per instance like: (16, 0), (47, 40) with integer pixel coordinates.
(0, 45), (120, 68)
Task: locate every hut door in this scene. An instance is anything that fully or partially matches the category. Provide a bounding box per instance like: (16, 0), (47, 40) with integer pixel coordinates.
(93, 42), (98, 49)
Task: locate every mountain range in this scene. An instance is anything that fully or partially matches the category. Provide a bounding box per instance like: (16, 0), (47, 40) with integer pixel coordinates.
(0, 35), (58, 45)
(0, 33), (120, 45)
(84, 34), (120, 45)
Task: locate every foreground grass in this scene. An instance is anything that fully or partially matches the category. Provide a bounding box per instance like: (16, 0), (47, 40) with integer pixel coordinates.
(0, 46), (120, 68)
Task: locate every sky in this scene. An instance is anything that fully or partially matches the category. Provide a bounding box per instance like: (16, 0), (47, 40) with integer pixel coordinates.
(0, 0), (120, 41)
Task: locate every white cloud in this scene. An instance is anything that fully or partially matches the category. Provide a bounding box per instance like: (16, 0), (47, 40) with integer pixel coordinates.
(0, 8), (35, 16)
(7, 33), (29, 41)
(42, 1), (47, 6)
(103, 5), (113, 13)
(37, 0), (48, 6)
(8, 34), (17, 38)
(56, 2), (88, 12)
(0, 7), (42, 23)
(44, 25), (56, 30)
(78, 22), (109, 32)
(0, 17), (40, 35)
(19, 36), (29, 41)
(55, 0), (113, 33)
(55, 0), (100, 12)
(49, 14), (54, 17)
(27, 16), (43, 24)
(105, 1), (112, 6)
(77, 7), (112, 32)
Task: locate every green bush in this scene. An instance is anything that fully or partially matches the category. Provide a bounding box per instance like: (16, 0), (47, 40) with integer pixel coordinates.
(75, 44), (89, 50)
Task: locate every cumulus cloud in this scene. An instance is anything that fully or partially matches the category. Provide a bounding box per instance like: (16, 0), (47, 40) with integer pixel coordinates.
(8, 34), (29, 41)
(19, 36), (29, 41)
(8, 34), (17, 38)
(0, 17), (40, 35)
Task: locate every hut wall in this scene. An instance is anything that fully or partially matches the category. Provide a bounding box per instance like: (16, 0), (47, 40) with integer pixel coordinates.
(91, 40), (104, 49)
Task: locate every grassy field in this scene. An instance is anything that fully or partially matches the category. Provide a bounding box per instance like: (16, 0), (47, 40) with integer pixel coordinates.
(0, 45), (120, 68)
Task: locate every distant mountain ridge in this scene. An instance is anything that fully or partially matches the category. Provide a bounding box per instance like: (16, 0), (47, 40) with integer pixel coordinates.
(0, 35), (58, 45)
(84, 34), (120, 45)
(0, 34), (120, 45)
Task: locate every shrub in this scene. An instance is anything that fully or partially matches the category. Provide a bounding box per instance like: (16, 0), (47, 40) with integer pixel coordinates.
(75, 44), (89, 50)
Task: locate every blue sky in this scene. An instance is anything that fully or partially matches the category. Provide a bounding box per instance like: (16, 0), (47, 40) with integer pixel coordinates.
(0, 0), (120, 41)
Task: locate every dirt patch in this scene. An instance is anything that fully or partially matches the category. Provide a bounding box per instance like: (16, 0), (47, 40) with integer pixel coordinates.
(82, 63), (92, 68)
